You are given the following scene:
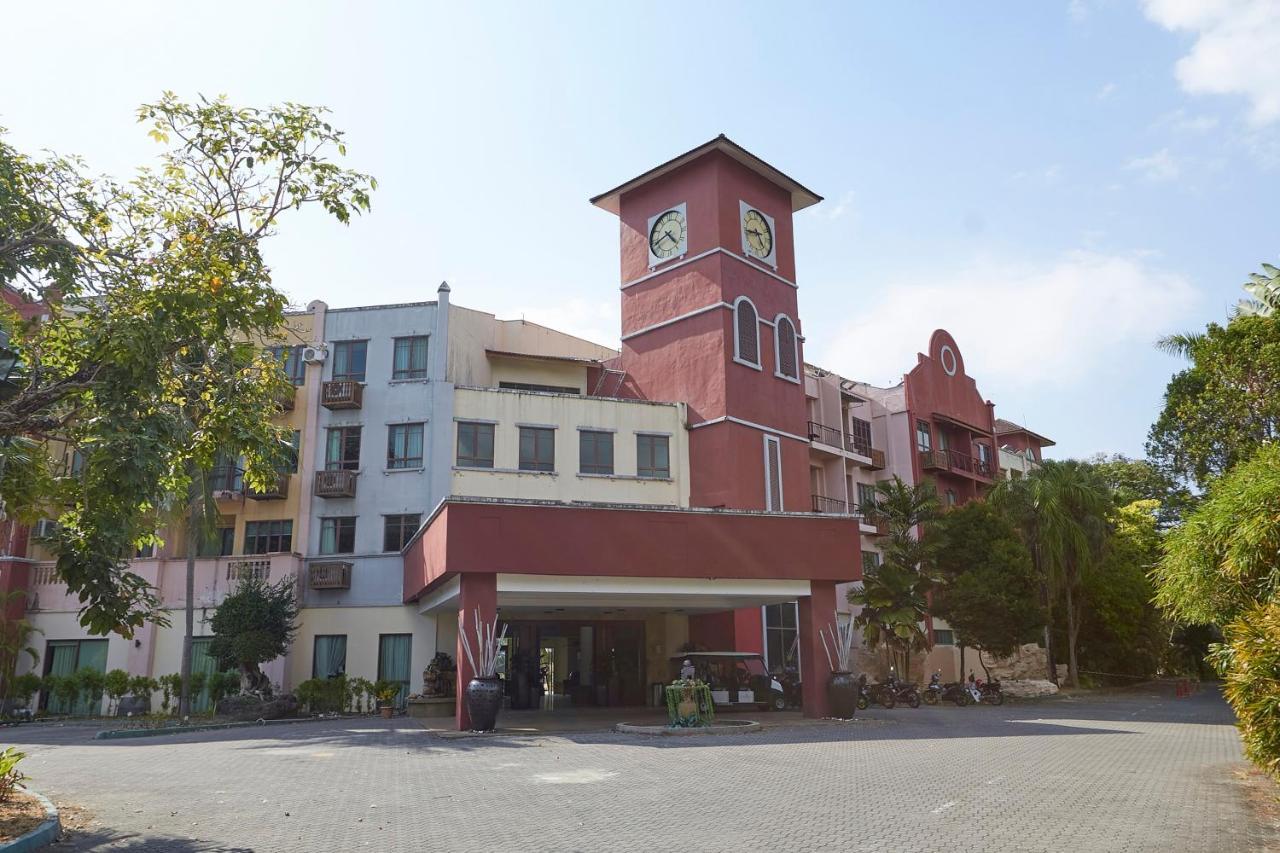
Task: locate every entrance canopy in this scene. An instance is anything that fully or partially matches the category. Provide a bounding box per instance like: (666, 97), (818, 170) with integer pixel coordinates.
(403, 497), (862, 604)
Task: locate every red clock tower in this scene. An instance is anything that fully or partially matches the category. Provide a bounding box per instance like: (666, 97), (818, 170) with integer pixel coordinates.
(591, 135), (821, 513)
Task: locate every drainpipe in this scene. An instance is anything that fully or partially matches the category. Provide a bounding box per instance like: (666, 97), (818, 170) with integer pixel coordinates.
(294, 300), (328, 596)
(430, 283), (452, 503)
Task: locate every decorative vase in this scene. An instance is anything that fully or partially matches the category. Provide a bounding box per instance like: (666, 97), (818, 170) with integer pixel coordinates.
(828, 671), (857, 719)
(466, 676), (503, 732)
(380, 705), (393, 719)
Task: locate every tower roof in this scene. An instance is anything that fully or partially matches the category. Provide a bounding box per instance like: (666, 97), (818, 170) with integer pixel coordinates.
(589, 134), (823, 215)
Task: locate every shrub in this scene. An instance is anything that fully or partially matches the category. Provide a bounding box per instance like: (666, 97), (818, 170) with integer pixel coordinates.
(348, 677), (374, 713)
(127, 675), (157, 712)
(187, 670), (207, 705)
(157, 673), (183, 714)
(76, 668), (106, 715)
(295, 676), (347, 714)
(0, 748), (26, 803)
(103, 669), (131, 714)
(1217, 601), (1280, 777)
(10, 672), (42, 710)
(207, 671), (237, 710)
(51, 673), (79, 713)
(373, 680), (400, 707)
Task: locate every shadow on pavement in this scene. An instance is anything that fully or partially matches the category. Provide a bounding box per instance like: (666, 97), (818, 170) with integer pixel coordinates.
(51, 826), (254, 852)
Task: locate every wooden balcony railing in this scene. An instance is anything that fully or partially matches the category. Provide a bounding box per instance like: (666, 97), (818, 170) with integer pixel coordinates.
(321, 380), (363, 410)
(314, 469), (358, 499)
(918, 449), (949, 471)
(309, 560), (353, 590)
(247, 473), (289, 501)
(865, 448), (887, 470)
(810, 494), (850, 515)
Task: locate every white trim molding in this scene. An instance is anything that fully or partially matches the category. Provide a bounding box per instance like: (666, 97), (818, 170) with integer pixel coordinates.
(688, 415), (809, 444)
(620, 301), (732, 342)
(772, 313), (801, 383)
(620, 247), (798, 291)
(732, 296), (762, 370)
(763, 434), (783, 511)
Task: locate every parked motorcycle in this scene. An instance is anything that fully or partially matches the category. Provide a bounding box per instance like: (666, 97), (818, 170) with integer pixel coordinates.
(977, 676), (1004, 706)
(884, 673), (921, 708)
(938, 675), (973, 706)
(923, 671), (944, 705)
(856, 674), (896, 710)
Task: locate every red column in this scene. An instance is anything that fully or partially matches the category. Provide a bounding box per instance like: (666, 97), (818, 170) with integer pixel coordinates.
(455, 573), (497, 731)
(797, 580), (837, 719)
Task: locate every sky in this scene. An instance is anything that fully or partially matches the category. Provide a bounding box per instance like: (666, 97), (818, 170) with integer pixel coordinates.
(3, 1), (1278, 460)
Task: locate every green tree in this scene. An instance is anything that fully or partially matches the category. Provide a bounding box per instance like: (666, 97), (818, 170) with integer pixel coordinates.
(930, 501), (1042, 676)
(1083, 453), (1194, 527)
(0, 94), (373, 639)
(1236, 260), (1280, 318)
(1149, 315), (1280, 490)
(0, 590), (40, 712)
(103, 668), (130, 715)
(849, 476), (940, 676)
(991, 460), (1111, 686)
(208, 576), (299, 696)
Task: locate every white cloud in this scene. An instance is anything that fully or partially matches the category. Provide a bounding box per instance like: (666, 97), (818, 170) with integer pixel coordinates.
(1125, 148), (1181, 181)
(1142, 0), (1280, 125)
(506, 296), (619, 350)
(823, 190), (855, 221)
(1096, 82), (1118, 100)
(816, 251), (1198, 390)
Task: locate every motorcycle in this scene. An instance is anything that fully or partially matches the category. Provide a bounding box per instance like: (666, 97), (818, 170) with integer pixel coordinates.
(856, 673), (896, 710)
(976, 676), (1004, 706)
(884, 673), (921, 708)
(935, 674), (972, 706)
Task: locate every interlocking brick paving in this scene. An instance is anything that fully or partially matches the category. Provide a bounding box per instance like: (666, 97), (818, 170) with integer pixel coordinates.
(6, 688), (1275, 852)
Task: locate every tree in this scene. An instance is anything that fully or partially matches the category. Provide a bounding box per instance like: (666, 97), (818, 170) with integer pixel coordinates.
(991, 460), (1111, 686)
(849, 476), (940, 676)
(103, 668), (130, 716)
(208, 576), (299, 697)
(0, 94), (373, 638)
(1148, 315), (1280, 491)
(1083, 453), (1194, 528)
(930, 501), (1042, 676)
(1236, 260), (1280, 318)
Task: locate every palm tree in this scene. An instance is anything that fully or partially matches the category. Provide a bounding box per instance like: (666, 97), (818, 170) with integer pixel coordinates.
(990, 461), (1110, 686)
(850, 476), (940, 676)
(1236, 262), (1280, 318)
(0, 589), (41, 712)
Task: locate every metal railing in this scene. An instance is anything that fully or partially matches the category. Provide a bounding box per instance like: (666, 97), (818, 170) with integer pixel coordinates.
(810, 494), (849, 515)
(806, 421), (845, 448)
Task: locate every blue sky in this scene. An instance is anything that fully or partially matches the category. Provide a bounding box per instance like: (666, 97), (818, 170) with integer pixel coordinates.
(3, 1), (1278, 460)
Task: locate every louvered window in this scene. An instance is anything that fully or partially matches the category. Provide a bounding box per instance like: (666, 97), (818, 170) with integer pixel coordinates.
(776, 316), (797, 379)
(735, 299), (759, 366)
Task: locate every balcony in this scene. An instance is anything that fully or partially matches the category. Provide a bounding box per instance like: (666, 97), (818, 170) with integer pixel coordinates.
(321, 380), (363, 410)
(314, 469), (358, 499)
(278, 385), (296, 412)
(226, 558), (273, 582)
(862, 511), (891, 536)
(309, 560), (353, 590)
(208, 466), (244, 497)
(807, 421), (845, 450)
(919, 449), (949, 472)
(811, 494), (850, 515)
(247, 472), (290, 501)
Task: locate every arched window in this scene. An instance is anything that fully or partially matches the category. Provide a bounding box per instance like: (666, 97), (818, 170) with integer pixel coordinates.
(733, 297), (760, 367)
(774, 315), (798, 380)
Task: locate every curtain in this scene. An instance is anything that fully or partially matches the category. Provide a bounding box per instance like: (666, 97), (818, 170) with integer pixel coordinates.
(378, 635), (411, 708)
(314, 636), (347, 679)
(189, 638), (218, 713)
(44, 642), (78, 714)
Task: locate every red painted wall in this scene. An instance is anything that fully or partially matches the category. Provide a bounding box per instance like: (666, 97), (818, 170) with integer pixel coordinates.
(403, 500), (862, 603)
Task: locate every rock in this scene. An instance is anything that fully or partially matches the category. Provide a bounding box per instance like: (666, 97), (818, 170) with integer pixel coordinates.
(216, 693), (299, 721)
(1002, 679), (1059, 698)
(117, 696), (151, 716)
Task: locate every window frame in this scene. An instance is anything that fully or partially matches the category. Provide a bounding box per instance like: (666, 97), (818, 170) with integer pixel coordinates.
(386, 422), (425, 470)
(763, 434), (783, 511)
(325, 426), (362, 471)
(456, 421), (495, 469)
(916, 420), (933, 452)
(312, 634), (349, 679)
(383, 513), (422, 552)
(244, 519), (293, 554)
(636, 433), (671, 479)
(773, 314), (799, 382)
(732, 296), (762, 369)
(391, 335), (430, 380)
(331, 339), (369, 383)
(267, 345), (306, 386)
(578, 429), (615, 476)
(518, 426), (556, 473)
(319, 516), (357, 555)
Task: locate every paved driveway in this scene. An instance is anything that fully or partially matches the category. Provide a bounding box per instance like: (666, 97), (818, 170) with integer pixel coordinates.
(6, 687), (1274, 852)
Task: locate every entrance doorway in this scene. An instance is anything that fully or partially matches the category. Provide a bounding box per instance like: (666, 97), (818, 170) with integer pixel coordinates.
(503, 619), (645, 710)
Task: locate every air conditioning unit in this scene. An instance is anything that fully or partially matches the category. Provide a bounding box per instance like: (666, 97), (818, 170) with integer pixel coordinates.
(302, 345), (328, 365)
(33, 519), (59, 539)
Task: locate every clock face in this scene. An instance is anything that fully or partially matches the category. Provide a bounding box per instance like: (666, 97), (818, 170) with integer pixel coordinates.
(648, 209), (687, 260)
(743, 208), (773, 258)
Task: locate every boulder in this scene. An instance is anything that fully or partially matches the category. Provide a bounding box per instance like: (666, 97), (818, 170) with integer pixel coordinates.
(1001, 679), (1059, 698)
(216, 693), (299, 721)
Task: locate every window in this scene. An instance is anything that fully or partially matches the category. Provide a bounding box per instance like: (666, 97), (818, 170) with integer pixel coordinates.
(134, 542), (155, 559)
(199, 524), (236, 557)
(519, 426), (555, 472)
(579, 430), (614, 475)
(933, 629), (955, 646)
(313, 635), (348, 679)
(857, 482), (879, 514)
(332, 340), (368, 382)
(498, 381), (580, 394)
(325, 426), (361, 471)
(976, 442), (992, 469)
(42, 638), (108, 714)
(392, 336), (429, 380)
(286, 430), (301, 474)
(764, 603), (798, 672)
(774, 315), (798, 380)
(67, 449), (85, 478)
(945, 489), (958, 507)
(387, 423), (425, 469)
(861, 550), (881, 571)
(319, 517), (356, 554)
(378, 634), (412, 708)
(916, 421), (932, 452)
(244, 520), (293, 554)
(637, 434), (670, 479)
(383, 514), (421, 552)
(267, 345), (305, 385)
(734, 297), (760, 367)
(456, 422), (495, 468)
(188, 637), (219, 712)
(763, 435), (783, 511)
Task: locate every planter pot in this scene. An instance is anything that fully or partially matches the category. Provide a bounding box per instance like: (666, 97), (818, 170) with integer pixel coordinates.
(828, 671), (857, 719)
(380, 706), (393, 719)
(466, 677), (503, 732)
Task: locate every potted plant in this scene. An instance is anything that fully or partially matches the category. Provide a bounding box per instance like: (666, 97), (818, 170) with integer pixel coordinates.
(373, 680), (400, 718)
(820, 612), (859, 719)
(458, 608), (507, 732)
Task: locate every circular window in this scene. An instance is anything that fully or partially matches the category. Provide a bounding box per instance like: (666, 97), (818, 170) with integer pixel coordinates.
(940, 345), (958, 376)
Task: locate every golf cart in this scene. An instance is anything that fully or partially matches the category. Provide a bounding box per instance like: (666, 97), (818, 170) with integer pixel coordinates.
(669, 651), (787, 711)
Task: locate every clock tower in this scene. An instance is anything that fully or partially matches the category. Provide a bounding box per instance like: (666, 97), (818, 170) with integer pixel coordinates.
(591, 135), (822, 512)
